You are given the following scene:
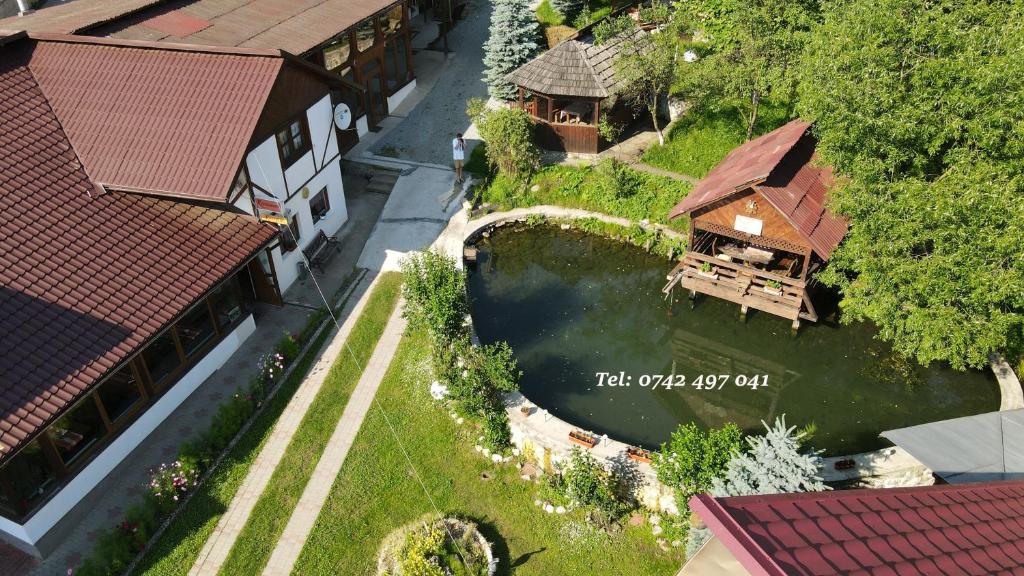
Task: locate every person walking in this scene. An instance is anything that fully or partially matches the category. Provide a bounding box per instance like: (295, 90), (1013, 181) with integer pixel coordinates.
(452, 133), (466, 184)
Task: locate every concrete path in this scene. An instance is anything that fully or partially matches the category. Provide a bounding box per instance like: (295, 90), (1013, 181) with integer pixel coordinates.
(187, 273), (381, 575)
(261, 301), (408, 575)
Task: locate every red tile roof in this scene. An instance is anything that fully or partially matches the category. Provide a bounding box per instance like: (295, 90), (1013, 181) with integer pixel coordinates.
(0, 0), (402, 56)
(0, 37), (278, 460)
(24, 33), (284, 201)
(690, 480), (1024, 576)
(668, 120), (848, 259)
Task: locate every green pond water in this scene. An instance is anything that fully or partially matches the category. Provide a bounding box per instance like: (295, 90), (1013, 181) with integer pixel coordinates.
(466, 224), (1000, 455)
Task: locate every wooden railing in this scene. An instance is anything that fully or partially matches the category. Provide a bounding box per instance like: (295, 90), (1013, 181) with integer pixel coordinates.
(534, 119), (600, 154)
(665, 252), (810, 322)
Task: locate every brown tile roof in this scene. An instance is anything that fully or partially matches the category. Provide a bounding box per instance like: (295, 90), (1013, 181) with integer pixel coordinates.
(0, 0), (402, 56)
(24, 33), (284, 201)
(505, 31), (639, 98)
(690, 480), (1024, 576)
(0, 37), (278, 461)
(668, 120), (848, 260)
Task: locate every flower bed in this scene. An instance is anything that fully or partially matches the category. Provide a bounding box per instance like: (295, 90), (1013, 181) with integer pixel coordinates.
(375, 514), (496, 576)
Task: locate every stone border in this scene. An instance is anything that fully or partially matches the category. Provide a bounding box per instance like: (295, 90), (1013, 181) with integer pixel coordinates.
(455, 206), (1024, 496)
(375, 516), (496, 576)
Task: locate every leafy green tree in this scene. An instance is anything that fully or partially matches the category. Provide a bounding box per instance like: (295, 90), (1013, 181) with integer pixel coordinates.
(798, 0), (1024, 369)
(652, 422), (742, 502)
(682, 0), (818, 139)
(561, 448), (626, 518)
(482, 0), (539, 100)
(400, 250), (468, 345)
(467, 99), (539, 182)
(607, 18), (682, 145)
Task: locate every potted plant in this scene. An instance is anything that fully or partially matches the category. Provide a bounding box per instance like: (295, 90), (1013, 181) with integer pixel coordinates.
(697, 261), (718, 279)
(568, 429), (597, 449)
(520, 404), (532, 416)
(763, 279), (783, 296)
(626, 446), (652, 464)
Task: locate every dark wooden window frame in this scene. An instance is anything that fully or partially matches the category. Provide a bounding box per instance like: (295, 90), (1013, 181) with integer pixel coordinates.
(0, 270), (255, 523)
(275, 116), (313, 169)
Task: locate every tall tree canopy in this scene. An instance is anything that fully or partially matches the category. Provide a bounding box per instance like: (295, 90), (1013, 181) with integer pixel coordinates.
(681, 0), (819, 139)
(799, 0), (1024, 369)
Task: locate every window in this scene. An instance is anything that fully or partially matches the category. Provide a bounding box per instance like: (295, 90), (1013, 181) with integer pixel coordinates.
(380, 4), (403, 35)
(229, 169), (249, 200)
(280, 215), (301, 252)
(176, 304), (216, 358)
(142, 330), (181, 386)
(276, 118), (310, 166)
(339, 67), (365, 119)
(209, 277), (245, 329)
(97, 365), (143, 423)
(355, 18), (376, 52)
(322, 36), (351, 70)
(0, 441), (56, 514)
(309, 188), (331, 224)
(385, 34), (410, 91)
(50, 397), (105, 466)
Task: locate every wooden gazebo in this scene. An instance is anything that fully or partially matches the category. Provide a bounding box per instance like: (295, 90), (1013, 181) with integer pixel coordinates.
(504, 33), (635, 154)
(663, 120), (848, 328)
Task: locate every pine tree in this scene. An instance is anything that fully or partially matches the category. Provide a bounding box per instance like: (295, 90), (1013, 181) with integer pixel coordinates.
(550, 0), (585, 22)
(713, 416), (828, 497)
(482, 0), (539, 100)
(688, 416), (828, 553)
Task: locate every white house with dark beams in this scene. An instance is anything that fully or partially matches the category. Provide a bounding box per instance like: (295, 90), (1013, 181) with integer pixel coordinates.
(236, 85), (349, 292)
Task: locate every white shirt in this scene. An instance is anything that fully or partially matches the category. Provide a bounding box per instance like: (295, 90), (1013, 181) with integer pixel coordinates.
(452, 138), (465, 161)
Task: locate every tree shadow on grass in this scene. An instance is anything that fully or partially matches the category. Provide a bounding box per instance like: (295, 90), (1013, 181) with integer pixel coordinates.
(462, 515), (545, 576)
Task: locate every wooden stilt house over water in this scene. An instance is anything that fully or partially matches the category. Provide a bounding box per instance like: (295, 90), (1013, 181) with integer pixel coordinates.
(663, 120), (848, 328)
(504, 31), (641, 154)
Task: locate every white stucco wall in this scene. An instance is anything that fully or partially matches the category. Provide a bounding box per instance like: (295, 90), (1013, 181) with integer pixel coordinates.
(0, 315), (257, 554)
(242, 94), (349, 294)
(386, 79), (417, 112)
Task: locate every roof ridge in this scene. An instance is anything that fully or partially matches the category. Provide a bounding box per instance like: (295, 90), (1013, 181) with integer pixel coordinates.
(571, 39), (606, 95)
(26, 31), (284, 58)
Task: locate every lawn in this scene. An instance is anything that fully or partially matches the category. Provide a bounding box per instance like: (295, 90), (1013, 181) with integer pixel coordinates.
(642, 103), (792, 179)
(475, 162), (691, 231)
(215, 272), (404, 575)
(291, 326), (685, 575)
(535, 0), (616, 48)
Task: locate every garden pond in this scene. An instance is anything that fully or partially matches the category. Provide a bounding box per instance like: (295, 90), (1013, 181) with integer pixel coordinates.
(466, 224), (1000, 455)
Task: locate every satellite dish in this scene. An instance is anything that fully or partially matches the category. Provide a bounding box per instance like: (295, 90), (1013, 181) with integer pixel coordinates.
(333, 103), (352, 130)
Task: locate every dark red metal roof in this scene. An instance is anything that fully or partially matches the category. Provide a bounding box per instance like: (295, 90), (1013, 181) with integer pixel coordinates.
(0, 37), (278, 460)
(668, 120), (848, 260)
(24, 33), (283, 201)
(690, 480), (1024, 576)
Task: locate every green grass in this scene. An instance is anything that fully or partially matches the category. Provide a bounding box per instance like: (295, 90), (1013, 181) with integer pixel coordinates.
(291, 327), (685, 575)
(535, 0), (615, 47)
(477, 162), (691, 231)
(216, 273), (404, 575)
(536, 0), (564, 26)
(642, 102), (792, 179)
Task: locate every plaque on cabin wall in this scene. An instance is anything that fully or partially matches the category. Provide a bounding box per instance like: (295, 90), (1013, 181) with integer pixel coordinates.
(734, 215), (763, 236)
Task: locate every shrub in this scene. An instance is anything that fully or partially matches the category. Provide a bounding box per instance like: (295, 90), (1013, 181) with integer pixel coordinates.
(560, 448), (626, 519)
(258, 352), (286, 383)
(274, 332), (301, 362)
(467, 99), (539, 183)
(652, 422), (742, 504)
(440, 338), (520, 451)
(401, 250), (469, 345)
(482, 408), (512, 450)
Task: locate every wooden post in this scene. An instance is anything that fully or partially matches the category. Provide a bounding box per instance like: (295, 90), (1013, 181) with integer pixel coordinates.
(518, 87), (524, 110)
(546, 96), (554, 122)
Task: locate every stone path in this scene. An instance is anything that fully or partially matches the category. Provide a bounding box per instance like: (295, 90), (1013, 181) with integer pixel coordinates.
(370, 0), (491, 165)
(261, 301), (408, 575)
(188, 273), (380, 576)
(629, 161), (700, 185)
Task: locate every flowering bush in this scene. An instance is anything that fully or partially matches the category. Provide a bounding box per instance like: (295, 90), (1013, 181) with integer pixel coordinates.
(258, 352), (286, 383)
(274, 332), (301, 362)
(148, 459), (200, 511)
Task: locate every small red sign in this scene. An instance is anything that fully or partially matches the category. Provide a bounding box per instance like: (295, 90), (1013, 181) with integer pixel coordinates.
(255, 198), (283, 213)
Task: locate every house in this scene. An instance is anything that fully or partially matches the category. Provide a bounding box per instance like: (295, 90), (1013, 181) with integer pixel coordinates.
(664, 120), (848, 328)
(0, 0), (431, 154)
(505, 30), (642, 154)
(0, 30), (346, 557)
(683, 480), (1024, 575)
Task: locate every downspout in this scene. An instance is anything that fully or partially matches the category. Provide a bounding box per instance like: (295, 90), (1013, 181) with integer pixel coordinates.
(16, 0), (32, 15)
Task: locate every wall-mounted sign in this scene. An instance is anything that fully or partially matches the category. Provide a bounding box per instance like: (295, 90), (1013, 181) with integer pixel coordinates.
(261, 214), (289, 226)
(333, 103), (352, 130)
(255, 198), (283, 213)
(734, 215), (764, 236)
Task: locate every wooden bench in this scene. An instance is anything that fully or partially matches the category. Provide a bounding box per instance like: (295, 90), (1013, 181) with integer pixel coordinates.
(302, 230), (341, 273)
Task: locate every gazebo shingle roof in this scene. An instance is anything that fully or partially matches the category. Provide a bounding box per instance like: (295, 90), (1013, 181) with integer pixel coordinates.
(505, 32), (639, 98)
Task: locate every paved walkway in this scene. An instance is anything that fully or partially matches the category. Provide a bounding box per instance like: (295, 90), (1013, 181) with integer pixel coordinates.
(261, 302), (408, 575)
(188, 272), (380, 575)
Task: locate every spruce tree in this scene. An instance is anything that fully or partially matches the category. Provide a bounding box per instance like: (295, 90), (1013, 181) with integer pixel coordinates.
(482, 0), (539, 100)
(550, 0), (585, 22)
(712, 416), (828, 497)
